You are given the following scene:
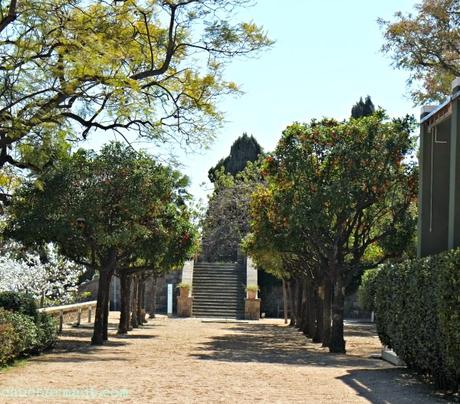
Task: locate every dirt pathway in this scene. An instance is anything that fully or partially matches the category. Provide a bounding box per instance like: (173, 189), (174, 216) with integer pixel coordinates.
(0, 315), (444, 403)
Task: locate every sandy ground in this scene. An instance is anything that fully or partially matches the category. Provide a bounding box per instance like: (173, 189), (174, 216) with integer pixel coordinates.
(0, 314), (446, 404)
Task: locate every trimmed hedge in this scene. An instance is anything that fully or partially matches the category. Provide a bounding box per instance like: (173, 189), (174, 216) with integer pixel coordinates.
(0, 307), (57, 367)
(361, 249), (460, 390)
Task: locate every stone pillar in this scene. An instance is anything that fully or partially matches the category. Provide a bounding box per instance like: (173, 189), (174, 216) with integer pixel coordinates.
(181, 260), (194, 286)
(245, 257), (260, 320)
(246, 257), (258, 296)
(177, 261), (194, 317)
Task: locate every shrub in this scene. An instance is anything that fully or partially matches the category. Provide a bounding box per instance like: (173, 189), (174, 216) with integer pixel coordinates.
(363, 250), (460, 391)
(0, 313), (18, 367)
(245, 284), (260, 292)
(0, 291), (38, 320)
(9, 311), (39, 356)
(0, 308), (57, 367)
(36, 313), (57, 350)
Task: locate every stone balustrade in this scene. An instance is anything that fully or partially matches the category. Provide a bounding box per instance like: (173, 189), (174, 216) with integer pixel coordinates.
(38, 301), (97, 332)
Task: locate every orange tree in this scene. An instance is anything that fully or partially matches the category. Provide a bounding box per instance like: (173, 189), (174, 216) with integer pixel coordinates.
(6, 142), (196, 344)
(117, 199), (198, 333)
(248, 111), (418, 353)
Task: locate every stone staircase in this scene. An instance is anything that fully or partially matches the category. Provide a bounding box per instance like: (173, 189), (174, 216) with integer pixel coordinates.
(192, 262), (245, 319)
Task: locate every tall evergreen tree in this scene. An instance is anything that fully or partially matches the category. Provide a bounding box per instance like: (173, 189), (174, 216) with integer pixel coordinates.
(203, 134), (263, 261)
(208, 134), (263, 182)
(351, 96), (375, 118)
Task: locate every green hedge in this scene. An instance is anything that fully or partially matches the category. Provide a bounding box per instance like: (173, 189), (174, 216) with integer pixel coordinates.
(360, 249), (460, 390)
(0, 307), (57, 367)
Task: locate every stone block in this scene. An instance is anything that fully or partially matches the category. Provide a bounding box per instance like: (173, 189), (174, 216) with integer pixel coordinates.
(177, 296), (193, 317)
(245, 298), (261, 320)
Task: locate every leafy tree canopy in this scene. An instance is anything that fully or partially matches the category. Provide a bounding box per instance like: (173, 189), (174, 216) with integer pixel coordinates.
(6, 142), (196, 271)
(380, 0), (460, 103)
(0, 0), (272, 171)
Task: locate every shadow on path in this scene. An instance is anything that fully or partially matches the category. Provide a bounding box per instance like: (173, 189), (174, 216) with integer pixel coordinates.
(191, 322), (443, 403)
(337, 368), (445, 403)
(33, 322), (157, 363)
(191, 323), (383, 368)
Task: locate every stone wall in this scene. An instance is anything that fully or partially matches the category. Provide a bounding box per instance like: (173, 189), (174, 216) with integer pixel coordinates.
(78, 270), (183, 315)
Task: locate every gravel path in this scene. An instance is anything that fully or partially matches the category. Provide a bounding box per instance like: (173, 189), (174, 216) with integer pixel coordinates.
(0, 314), (444, 403)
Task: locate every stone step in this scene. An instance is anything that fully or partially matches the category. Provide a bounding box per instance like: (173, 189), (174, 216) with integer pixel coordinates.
(192, 283), (242, 288)
(193, 311), (243, 317)
(193, 297), (241, 302)
(192, 290), (241, 295)
(193, 270), (241, 274)
(193, 277), (241, 280)
(191, 261), (246, 320)
(193, 292), (242, 297)
(192, 280), (242, 285)
(194, 271), (241, 275)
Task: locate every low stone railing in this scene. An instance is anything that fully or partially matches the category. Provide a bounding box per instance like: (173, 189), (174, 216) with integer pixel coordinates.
(38, 301), (97, 332)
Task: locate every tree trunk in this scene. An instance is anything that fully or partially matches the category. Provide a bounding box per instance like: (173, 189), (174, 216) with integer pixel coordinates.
(91, 265), (114, 345)
(295, 278), (303, 329)
(329, 276), (346, 353)
(118, 271), (131, 334)
(131, 275), (139, 328)
(103, 292), (109, 341)
(150, 276), (158, 318)
(282, 278), (288, 324)
(137, 277), (146, 324)
(321, 278), (332, 348)
(307, 281), (317, 339)
(300, 278), (309, 335)
(312, 286), (324, 343)
(287, 280), (296, 327)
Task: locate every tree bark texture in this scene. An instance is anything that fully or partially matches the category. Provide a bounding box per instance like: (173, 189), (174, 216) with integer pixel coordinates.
(118, 272), (131, 334)
(329, 276), (346, 353)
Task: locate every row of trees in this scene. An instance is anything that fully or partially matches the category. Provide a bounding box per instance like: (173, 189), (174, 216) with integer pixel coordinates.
(4, 142), (198, 344)
(242, 104), (418, 352)
(0, 0), (271, 345)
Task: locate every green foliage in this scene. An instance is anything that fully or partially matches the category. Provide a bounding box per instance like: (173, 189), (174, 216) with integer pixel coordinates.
(247, 111), (418, 282)
(369, 250), (460, 390)
(202, 159), (263, 262)
(357, 268), (380, 312)
(380, 0), (460, 103)
(0, 0), (272, 171)
(8, 311), (39, 356)
(0, 308), (57, 367)
(245, 284), (260, 292)
(35, 313), (57, 351)
(208, 133), (263, 182)
(0, 315), (17, 367)
(0, 292), (38, 321)
(6, 142), (197, 273)
(177, 282), (191, 290)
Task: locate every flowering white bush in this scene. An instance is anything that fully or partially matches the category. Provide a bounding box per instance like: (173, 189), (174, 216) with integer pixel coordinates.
(0, 243), (85, 305)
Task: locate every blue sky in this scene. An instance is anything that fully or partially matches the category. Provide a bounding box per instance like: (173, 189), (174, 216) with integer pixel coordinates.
(175, 0), (419, 202)
(88, 0), (420, 203)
